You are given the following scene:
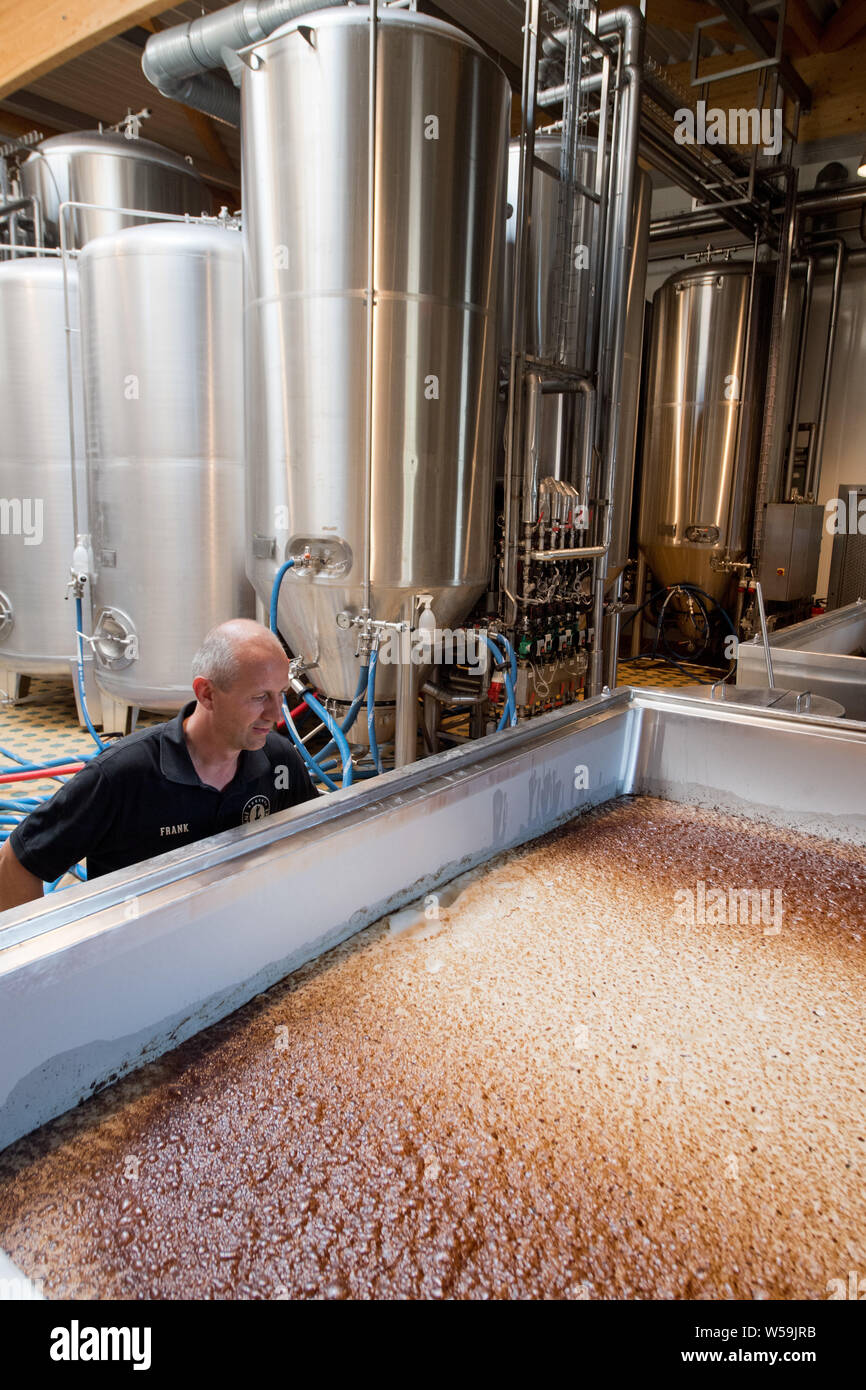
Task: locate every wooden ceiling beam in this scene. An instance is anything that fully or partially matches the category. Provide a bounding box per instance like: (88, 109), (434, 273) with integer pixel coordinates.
(0, 90), (101, 132)
(820, 0), (866, 52)
(785, 0), (822, 53)
(0, 0), (170, 101)
(0, 105), (61, 142)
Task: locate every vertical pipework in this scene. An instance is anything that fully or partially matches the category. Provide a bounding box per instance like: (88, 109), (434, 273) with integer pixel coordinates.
(805, 237), (844, 502)
(752, 166), (798, 564)
(59, 202), (80, 546)
(522, 372), (543, 526)
(603, 573), (623, 689)
(502, 0), (541, 626)
(395, 598), (417, 767)
(722, 229), (759, 551)
(782, 250), (815, 500)
(361, 0), (378, 621)
(576, 378), (596, 504)
(588, 5), (643, 697)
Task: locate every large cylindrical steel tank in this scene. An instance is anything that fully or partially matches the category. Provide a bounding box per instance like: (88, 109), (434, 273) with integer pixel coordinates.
(242, 7), (510, 704)
(79, 222), (252, 719)
(638, 263), (771, 601)
(0, 259), (83, 690)
(501, 137), (650, 578)
(20, 131), (209, 250)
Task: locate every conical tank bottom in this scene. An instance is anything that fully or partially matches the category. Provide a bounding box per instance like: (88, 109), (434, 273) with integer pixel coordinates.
(276, 580), (487, 704)
(639, 543), (739, 608)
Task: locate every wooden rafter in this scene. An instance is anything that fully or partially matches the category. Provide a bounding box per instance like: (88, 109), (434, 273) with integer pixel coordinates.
(0, 0), (170, 101)
(820, 0), (866, 53)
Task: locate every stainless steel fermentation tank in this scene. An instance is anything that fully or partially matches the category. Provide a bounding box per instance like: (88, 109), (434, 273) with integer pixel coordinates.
(502, 137), (650, 583)
(638, 263), (771, 603)
(79, 222), (252, 731)
(0, 260), (83, 699)
(242, 7), (510, 708)
(19, 131), (208, 250)
(0, 130), (210, 715)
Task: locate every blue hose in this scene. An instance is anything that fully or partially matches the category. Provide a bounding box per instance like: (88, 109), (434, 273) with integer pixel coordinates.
(303, 690), (353, 787)
(269, 558), (295, 635)
(493, 632), (519, 691)
(269, 560), (360, 790)
(281, 696), (339, 792)
(494, 633), (519, 728)
(484, 634), (518, 729)
(0, 744), (94, 769)
(316, 664), (369, 761)
(366, 648), (383, 774)
(74, 595), (107, 752)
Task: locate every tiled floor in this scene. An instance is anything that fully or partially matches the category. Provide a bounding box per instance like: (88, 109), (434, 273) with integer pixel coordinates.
(0, 676), (160, 802)
(616, 657), (723, 690)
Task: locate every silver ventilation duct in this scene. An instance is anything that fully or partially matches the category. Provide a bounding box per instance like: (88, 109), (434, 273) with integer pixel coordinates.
(141, 0), (347, 124)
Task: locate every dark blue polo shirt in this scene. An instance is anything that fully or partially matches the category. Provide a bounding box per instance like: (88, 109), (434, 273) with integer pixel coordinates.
(10, 700), (318, 883)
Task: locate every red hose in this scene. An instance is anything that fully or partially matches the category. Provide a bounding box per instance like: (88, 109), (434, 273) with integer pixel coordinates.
(0, 763), (84, 783)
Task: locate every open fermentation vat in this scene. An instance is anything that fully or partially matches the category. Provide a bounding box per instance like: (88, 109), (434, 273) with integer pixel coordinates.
(737, 599), (866, 720)
(1, 686), (864, 1161)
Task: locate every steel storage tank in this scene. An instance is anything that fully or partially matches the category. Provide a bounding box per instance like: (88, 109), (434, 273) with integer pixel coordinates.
(242, 6), (510, 705)
(0, 259), (83, 698)
(638, 263), (771, 602)
(20, 131), (209, 250)
(501, 139), (650, 580)
(79, 221), (253, 731)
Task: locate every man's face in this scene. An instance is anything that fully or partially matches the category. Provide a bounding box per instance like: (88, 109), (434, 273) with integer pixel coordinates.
(211, 648), (292, 752)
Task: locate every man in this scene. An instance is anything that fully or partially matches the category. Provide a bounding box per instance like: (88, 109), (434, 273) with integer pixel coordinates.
(0, 619), (318, 910)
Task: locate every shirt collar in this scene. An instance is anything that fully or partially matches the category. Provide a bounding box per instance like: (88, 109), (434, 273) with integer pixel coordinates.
(159, 701), (202, 786)
(160, 700), (272, 789)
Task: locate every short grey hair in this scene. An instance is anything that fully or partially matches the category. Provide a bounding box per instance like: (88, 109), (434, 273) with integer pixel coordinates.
(191, 628), (242, 690)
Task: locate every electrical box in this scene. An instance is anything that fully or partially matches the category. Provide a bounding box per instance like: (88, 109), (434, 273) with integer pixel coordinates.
(758, 503), (823, 603)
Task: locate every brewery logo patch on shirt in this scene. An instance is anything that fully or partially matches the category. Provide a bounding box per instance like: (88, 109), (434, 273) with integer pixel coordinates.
(242, 794), (271, 823)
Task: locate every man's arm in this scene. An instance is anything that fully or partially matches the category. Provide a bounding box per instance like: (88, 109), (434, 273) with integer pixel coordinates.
(2, 760), (112, 914)
(0, 838), (45, 910)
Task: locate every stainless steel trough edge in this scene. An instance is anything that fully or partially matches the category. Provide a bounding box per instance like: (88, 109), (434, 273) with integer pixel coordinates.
(737, 599), (866, 720)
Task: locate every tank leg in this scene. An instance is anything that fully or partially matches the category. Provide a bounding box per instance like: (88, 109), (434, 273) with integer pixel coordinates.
(422, 689), (439, 756)
(0, 670), (32, 702)
(631, 552), (648, 659)
(98, 695), (136, 737)
(395, 598), (419, 768)
(603, 574), (623, 689)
